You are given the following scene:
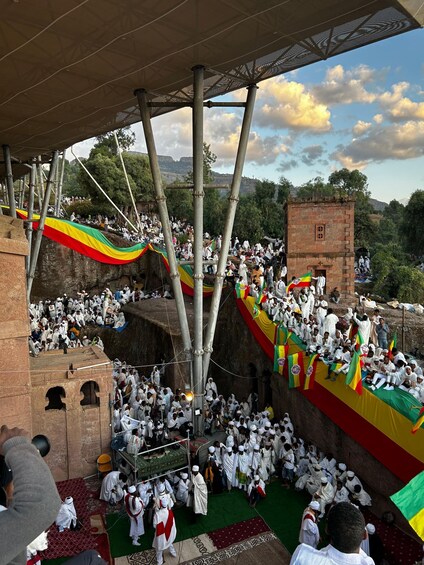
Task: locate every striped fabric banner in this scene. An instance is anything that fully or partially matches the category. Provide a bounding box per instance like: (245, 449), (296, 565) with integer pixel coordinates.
(304, 354), (319, 391)
(274, 344), (289, 374)
(288, 351), (305, 389)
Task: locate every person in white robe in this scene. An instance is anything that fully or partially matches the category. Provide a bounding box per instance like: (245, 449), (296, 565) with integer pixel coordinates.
(175, 472), (190, 504)
(55, 496), (77, 531)
(191, 465), (208, 516)
(247, 475), (266, 507)
(232, 446), (249, 490)
(298, 500), (320, 548)
(99, 471), (127, 504)
(353, 312), (371, 345)
(315, 477), (335, 518)
(124, 485), (144, 546)
(222, 447), (235, 491)
(152, 496), (177, 565)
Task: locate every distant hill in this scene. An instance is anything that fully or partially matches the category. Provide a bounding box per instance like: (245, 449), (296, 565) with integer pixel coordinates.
(130, 152), (257, 194)
(128, 151), (389, 207)
(370, 198), (387, 212)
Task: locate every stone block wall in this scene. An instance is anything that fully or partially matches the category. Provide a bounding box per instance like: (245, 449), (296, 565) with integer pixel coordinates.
(0, 216), (32, 432)
(30, 347), (113, 480)
(286, 197), (355, 297)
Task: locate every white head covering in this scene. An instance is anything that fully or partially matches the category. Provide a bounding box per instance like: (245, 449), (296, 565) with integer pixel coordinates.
(366, 524), (376, 535)
(208, 446), (216, 453)
(128, 485), (136, 493)
(192, 465), (199, 472)
(321, 477), (328, 484)
(338, 463), (347, 471)
(309, 501), (320, 511)
(347, 470), (355, 478)
(238, 445), (245, 452)
(254, 475), (260, 481)
(181, 473), (188, 480)
(65, 496), (73, 504)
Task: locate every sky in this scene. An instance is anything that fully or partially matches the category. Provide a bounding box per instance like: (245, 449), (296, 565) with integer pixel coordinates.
(74, 28), (424, 204)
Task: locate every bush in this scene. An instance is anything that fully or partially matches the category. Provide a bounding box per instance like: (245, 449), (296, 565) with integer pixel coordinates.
(64, 200), (114, 218)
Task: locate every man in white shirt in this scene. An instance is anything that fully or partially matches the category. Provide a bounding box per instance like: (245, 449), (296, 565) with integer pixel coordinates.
(290, 502), (374, 564)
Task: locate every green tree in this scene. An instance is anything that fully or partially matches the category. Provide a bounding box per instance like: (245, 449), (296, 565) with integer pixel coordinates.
(277, 176), (293, 204)
(402, 190), (424, 255)
(396, 266), (424, 303)
(94, 127), (136, 156)
(297, 177), (335, 199)
(371, 243), (406, 299)
(328, 168), (370, 198)
(233, 195), (264, 242)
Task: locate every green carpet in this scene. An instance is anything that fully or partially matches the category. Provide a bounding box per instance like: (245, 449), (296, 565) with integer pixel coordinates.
(106, 482), (314, 558)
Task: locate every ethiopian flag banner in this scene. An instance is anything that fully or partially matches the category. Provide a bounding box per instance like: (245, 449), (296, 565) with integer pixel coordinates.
(274, 344), (289, 374)
(388, 332), (397, 359)
(345, 350), (363, 395)
(235, 282), (249, 300)
(288, 351), (305, 388)
(390, 472), (424, 540)
(11, 209), (215, 296)
(286, 272), (312, 294)
(304, 354), (319, 391)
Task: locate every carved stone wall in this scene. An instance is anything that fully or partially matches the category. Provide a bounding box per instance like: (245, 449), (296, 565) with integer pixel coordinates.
(30, 347), (113, 481)
(0, 216), (32, 433)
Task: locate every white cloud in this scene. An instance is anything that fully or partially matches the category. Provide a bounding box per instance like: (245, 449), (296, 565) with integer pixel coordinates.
(255, 76), (331, 132)
(373, 114), (384, 124)
(352, 120), (372, 136)
(312, 64), (378, 105)
(332, 121), (424, 169)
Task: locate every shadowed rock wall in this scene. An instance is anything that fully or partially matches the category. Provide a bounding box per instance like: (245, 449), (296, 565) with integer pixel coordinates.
(31, 236), (166, 300)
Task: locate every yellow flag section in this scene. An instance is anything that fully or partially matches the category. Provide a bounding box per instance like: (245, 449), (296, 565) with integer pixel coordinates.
(235, 294), (424, 482)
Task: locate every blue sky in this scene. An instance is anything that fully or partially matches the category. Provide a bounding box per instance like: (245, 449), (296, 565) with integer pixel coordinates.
(75, 28), (424, 204)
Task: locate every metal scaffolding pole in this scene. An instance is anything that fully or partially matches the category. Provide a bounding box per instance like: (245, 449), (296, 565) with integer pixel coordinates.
(135, 88), (192, 364)
(37, 155), (45, 201)
(25, 161), (36, 274)
(192, 66), (205, 436)
(2, 145), (16, 217)
(203, 84), (258, 381)
(27, 151), (59, 301)
(55, 149), (66, 217)
(114, 132), (142, 233)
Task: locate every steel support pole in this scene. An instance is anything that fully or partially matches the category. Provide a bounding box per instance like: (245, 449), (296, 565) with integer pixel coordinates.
(27, 151), (59, 301)
(55, 149), (66, 217)
(38, 156), (45, 201)
(114, 132), (142, 233)
(192, 66), (205, 436)
(26, 161), (36, 274)
(2, 145), (16, 217)
(135, 88), (192, 363)
(203, 84), (258, 380)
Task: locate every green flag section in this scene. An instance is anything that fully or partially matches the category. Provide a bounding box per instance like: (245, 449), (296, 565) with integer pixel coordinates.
(345, 349), (363, 395)
(390, 472), (424, 540)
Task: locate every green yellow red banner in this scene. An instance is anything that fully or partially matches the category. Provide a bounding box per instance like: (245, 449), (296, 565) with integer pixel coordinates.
(235, 294), (424, 483)
(14, 209), (214, 297)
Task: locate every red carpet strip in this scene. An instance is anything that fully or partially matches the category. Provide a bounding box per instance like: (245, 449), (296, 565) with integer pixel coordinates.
(208, 516), (270, 550)
(41, 478), (112, 563)
(363, 509), (423, 565)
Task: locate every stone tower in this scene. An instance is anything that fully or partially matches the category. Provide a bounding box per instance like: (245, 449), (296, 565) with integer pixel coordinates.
(286, 196), (355, 297)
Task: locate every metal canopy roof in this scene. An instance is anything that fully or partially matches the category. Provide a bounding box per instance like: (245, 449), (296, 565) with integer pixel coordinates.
(0, 0), (423, 164)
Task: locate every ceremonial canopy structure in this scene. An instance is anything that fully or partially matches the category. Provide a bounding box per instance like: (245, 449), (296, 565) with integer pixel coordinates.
(1, 0), (423, 162)
(1, 1), (423, 436)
